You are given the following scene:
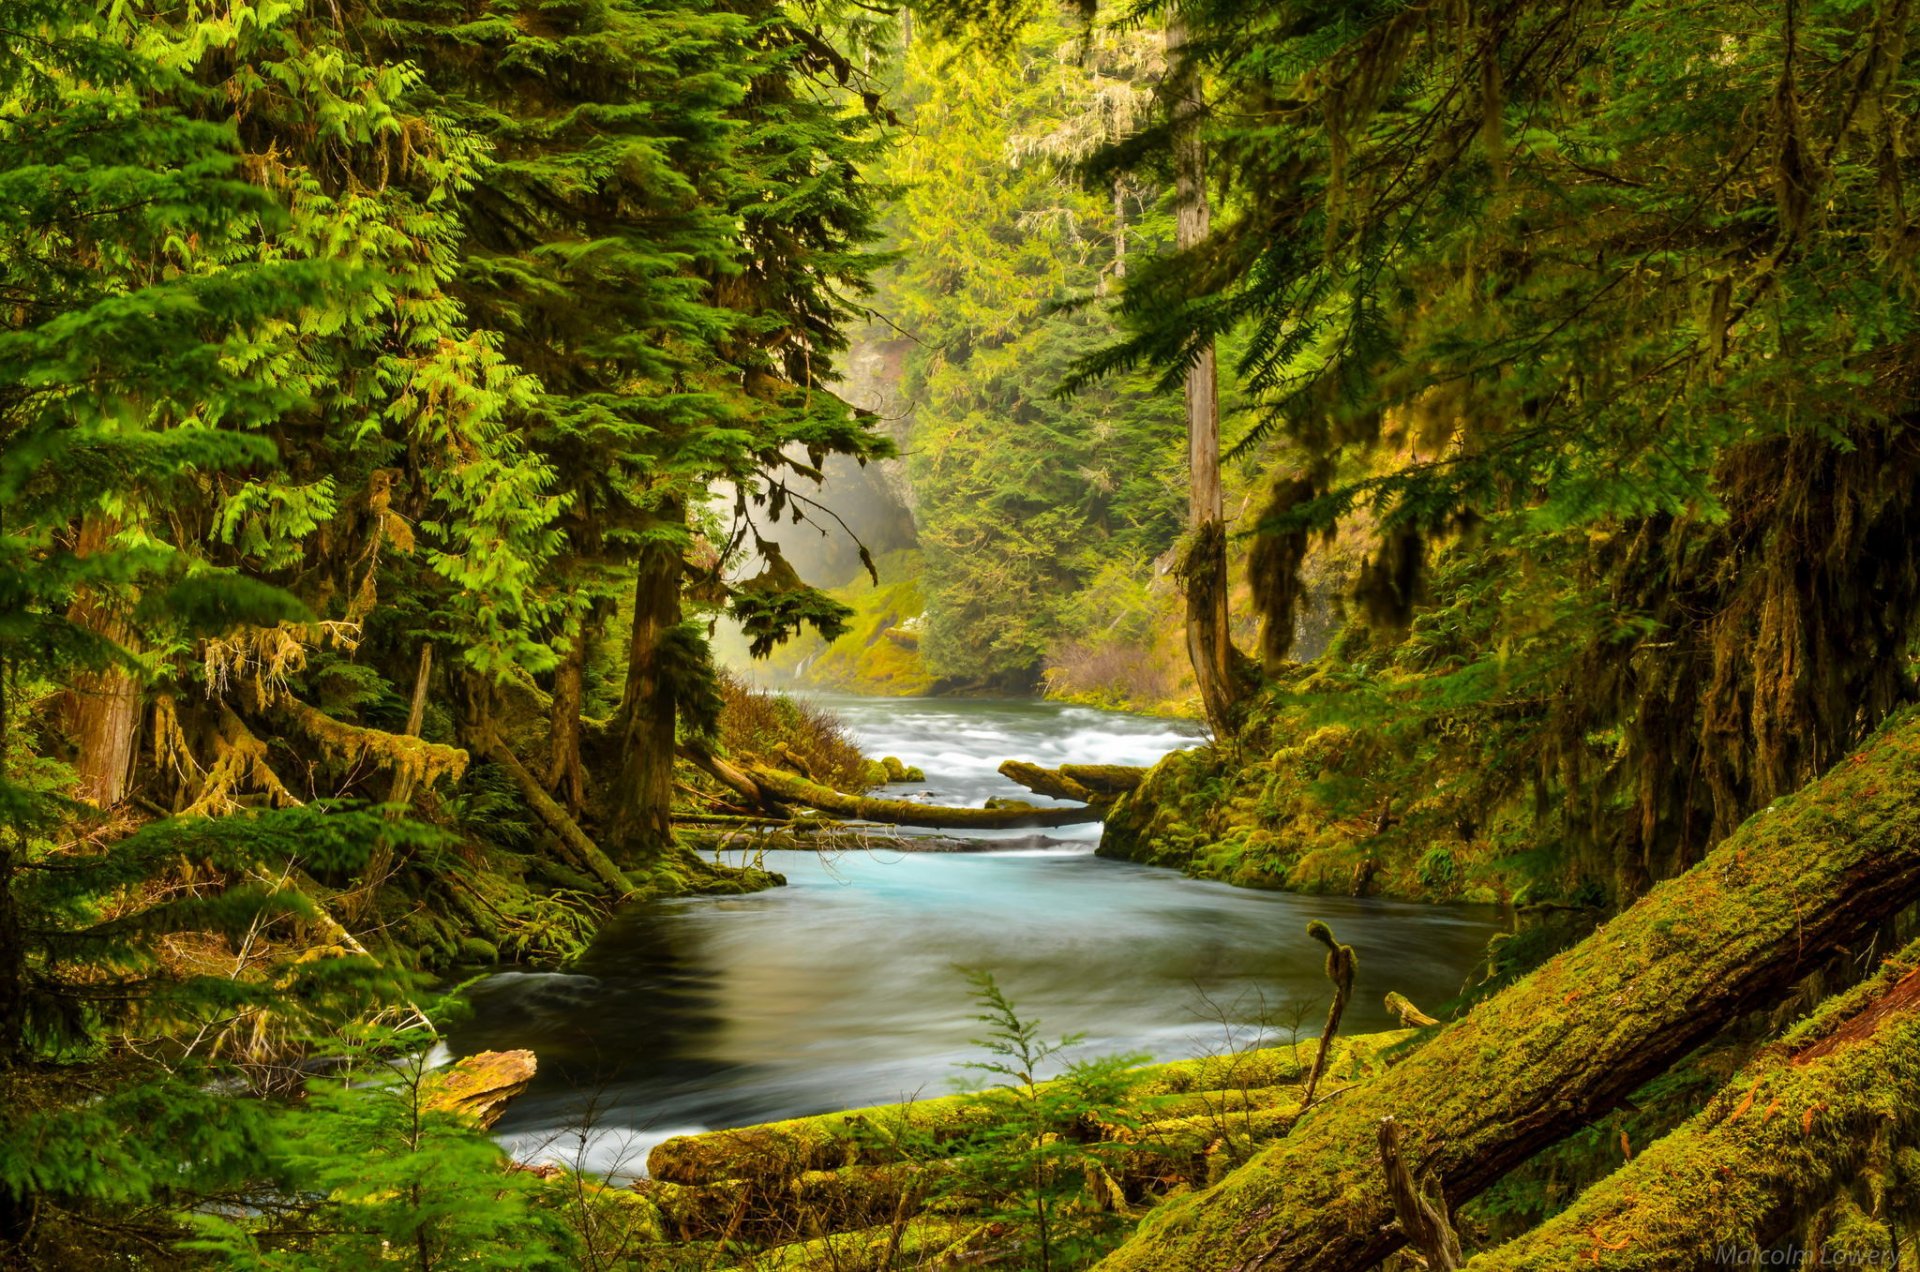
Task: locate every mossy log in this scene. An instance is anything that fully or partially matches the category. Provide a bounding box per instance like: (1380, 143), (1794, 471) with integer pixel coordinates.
(1058, 763), (1147, 796)
(999, 759), (1104, 805)
(754, 1215), (994, 1271)
(630, 1177), (751, 1244)
(744, 764), (1101, 829)
(648, 1035), (1403, 1188)
(645, 1100), (1309, 1246)
(1097, 708), (1920, 1272)
(1465, 940), (1920, 1270)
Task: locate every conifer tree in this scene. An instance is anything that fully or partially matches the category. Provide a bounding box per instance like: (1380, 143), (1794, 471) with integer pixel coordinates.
(380, 0), (890, 862)
(0, 4), (439, 1253)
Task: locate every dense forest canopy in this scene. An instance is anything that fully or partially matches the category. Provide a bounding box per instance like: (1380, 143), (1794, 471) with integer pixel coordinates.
(3, 0), (1920, 1269)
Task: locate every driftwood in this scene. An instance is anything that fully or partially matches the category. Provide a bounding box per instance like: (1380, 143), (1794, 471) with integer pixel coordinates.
(1058, 763), (1146, 796)
(995, 760), (1147, 806)
(428, 1049), (536, 1130)
(745, 765), (1101, 830)
(1097, 709), (1920, 1272)
(1385, 991), (1441, 1028)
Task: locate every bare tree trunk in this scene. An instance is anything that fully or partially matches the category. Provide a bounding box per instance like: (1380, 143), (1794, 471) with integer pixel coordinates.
(1166, 14), (1242, 738)
(348, 645), (435, 921)
(609, 503), (684, 864)
(1096, 708), (1920, 1272)
(62, 517), (139, 807)
(388, 643), (433, 805)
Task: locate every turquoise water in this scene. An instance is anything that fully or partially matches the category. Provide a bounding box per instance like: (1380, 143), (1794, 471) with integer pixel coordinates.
(448, 696), (1503, 1175)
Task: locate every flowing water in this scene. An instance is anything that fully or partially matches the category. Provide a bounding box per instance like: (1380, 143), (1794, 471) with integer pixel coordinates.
(448, 696), (1504, 1176)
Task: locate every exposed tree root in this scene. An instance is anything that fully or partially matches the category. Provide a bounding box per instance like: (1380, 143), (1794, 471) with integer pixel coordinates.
(1096, 709), (1920, 1272)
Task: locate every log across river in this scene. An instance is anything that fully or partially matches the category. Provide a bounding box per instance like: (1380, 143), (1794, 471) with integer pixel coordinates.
(445, 696), (1503, 1176)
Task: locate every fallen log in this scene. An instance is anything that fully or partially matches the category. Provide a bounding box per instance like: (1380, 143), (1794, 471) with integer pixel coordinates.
(1096, 708), (1920, 1272)
(745, 764), (1102, 830)
(1060, 763), (1146, 796)
(648, 1034), (1405, 1187)
(680, 745), (788, 816)
(1465, 939), (1920, 1271)
(999, 759), (1103, 805)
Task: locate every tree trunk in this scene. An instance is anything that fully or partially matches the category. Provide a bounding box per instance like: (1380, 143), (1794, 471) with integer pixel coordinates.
(545, 609), (589, 813)
(998, 760), (1102, 805)
(609, 505), (684, 864)
(0, 843), (20, 1070)
(1096, 708), (1920, 1272)
(483, 735), (630, 897)
(1166, 14), (1242, 738)
(62, 516), (140, 807)
(1464, 939), (1920, 1270)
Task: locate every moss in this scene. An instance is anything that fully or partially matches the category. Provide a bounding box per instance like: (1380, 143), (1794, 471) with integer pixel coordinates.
(1097, 709), (1920, 1272)
(879, 755), (924, 783)
(755, 549), (938, 696)
(455, 936), (500, 963)
(647, 1033), (1409, 1188)
(1469, 940), (1920, 1270)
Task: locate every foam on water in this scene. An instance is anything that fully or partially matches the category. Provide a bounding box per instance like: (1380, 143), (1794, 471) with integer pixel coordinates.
(802, 694), (1208, 842)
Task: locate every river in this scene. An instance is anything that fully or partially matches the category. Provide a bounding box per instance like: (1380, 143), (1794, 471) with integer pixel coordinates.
(448, 696), (1504, 1176)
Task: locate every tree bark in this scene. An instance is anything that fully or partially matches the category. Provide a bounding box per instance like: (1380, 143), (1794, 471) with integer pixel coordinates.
(609, 504), (684, 864)
(62, 516), (140, 807)
(1166, 14), (1242, 739)
(545, 609), (588, 813)
(1096, 709), (1920, 1272)
(1466, 940), (1920, 1271)
(747, 765), (1102, 830)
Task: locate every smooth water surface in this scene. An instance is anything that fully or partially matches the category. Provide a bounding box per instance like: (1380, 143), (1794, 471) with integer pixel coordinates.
(448, 696), (1503, 1175)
